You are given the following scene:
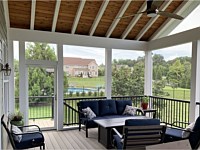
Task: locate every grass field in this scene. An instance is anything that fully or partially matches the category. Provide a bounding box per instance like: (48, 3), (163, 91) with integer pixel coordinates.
(68, 76), (105, 88)
(162, 86), (190, 100)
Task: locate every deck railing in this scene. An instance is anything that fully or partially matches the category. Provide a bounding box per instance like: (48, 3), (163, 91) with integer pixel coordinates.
(64, 96), (191, 128)
(15, 95), (194, 128)
(15, 96), (54, 119)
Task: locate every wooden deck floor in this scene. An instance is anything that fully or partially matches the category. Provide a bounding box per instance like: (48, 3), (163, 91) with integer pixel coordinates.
(8, 128), (106, 150)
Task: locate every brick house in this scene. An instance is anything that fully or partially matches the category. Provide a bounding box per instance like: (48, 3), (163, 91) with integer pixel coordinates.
(63, 57), (98, 78)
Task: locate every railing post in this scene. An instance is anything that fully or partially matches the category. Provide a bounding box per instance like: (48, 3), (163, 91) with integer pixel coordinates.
(51, 96), (54, 119)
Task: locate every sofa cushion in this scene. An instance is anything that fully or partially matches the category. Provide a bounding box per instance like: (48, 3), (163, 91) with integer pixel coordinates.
(125, 118), (160, 126)
(115, 100), (132, 115)
(79, 100), (99, 116)
(99, 100), (117, 116)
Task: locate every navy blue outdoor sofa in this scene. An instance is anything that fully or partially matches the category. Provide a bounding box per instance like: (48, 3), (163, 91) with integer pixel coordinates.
(77, 99), (144, 137)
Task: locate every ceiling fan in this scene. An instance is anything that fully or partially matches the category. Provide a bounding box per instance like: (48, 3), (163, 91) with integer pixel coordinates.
(117, 0), (184, 20)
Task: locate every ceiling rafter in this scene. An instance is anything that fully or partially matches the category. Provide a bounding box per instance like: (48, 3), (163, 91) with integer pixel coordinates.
(2, 0), (10, 28)
(52, 0), (61, 32)
(71, 0), (86, 34)
(121, 2), (146, 39)
(149, 0), (193, 40)
(89, 0), (109, 36)
(135, 0), (172, 40)
(105, 0), (131, 38)
(30, 0), (36, 30)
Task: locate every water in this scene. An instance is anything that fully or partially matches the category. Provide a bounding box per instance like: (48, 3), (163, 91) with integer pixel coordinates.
(67, 87), (97, 93)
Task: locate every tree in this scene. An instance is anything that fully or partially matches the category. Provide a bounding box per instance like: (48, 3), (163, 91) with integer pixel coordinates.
(15, 42), (68, 101)
(167, 60), (184, 88)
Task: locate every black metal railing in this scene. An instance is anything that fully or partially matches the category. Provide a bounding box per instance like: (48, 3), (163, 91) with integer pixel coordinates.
(149, 96), (190, 128)
(15, 96), (54, 120)
(63, 96), (191, 128)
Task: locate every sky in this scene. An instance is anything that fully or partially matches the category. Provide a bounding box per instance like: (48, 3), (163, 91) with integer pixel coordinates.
(14, 4), (200, 65)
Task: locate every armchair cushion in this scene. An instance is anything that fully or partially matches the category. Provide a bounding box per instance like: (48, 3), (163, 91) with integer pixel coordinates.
(11, 125), (22, 142)
(15, 132), (44, 149)
(82, 107), (96, 119)
(115, 100), (132, 115)
(113, 135), (123, 149)
(182, 122), (195, 138)
(123, 105), (137, 116)
(99, 100), (117, 116)
(125, 118), (160, 126)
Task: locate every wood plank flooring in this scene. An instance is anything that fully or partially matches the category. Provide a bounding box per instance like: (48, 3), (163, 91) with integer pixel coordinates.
(7, 128), (106, 150)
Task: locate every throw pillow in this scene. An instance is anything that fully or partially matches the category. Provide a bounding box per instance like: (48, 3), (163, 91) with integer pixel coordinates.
(123, 105), (137, 116)
(82, 107), (96, 119)
(182, 122), (195, 138)
(11, 125), (22, 142)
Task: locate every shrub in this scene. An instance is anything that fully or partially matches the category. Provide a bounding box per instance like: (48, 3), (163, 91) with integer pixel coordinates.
(94, 91), (97, 97)
(69, 91), (73, 97)
(100, 91), (104, 96)
(88, 91), (92, 96)
(76, 91), (80, 97)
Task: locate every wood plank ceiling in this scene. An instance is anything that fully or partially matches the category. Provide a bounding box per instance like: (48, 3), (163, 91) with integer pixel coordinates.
(8, 0), (186, 41)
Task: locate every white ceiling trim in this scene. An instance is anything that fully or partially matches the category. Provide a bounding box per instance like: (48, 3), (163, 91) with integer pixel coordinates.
(148, 27), (200, 50)
(30, 0), (36, 30)
(121, 2), (146, 39)
(149, 1), (200, 40)
(2, 0), (10, 28)
(89, 0), (109, 36)
(135, 0), (171, 40)
(71, 0), (86, 34)
(9, 28), (147, 51)
(52, 0), (61, 32)
(106, 0), (131, 38)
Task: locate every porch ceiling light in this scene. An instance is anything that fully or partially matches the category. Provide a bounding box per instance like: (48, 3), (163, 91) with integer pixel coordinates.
(0, 63), (11, 76)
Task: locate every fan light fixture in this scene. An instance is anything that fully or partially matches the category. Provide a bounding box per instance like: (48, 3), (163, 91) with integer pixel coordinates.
(0, 63), (11, 76)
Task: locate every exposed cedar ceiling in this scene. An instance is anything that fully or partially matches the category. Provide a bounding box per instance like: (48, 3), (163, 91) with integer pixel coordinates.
(7, 0), (195, 41)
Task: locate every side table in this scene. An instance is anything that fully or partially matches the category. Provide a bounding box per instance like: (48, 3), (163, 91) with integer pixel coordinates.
(142, 108), (157, 118)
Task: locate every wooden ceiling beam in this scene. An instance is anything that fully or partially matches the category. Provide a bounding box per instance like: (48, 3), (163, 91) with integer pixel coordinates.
(30, 0), (36, 30)
(106, 0), (131, 38)
(2, 0), (10, 28)
(135, 0), (171, 40)
(71, 0), (86, 34)
(121, 2), (146, 39)
(89, 0), (109, 36)
(149, 0), (200, 40)
(52, 0), (61, 32)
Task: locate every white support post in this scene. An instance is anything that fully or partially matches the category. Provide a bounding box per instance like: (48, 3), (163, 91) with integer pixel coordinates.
(190, 40), (200, 122)
(57, 44), (63, 130)
(19, 41), (28, 125)
(144, 51), (153, 96)
(8, 39), (15, 113)
(105, 48), (112, 99)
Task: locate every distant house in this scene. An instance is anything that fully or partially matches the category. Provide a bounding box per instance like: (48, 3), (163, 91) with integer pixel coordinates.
(63, 57), (98, 78)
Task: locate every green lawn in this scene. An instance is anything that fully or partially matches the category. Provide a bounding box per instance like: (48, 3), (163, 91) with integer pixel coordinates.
(163, 86), (190, 100)
(68, 76), (105, 88)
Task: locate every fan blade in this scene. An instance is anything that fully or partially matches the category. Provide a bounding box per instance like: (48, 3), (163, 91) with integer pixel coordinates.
(115, 11), (146, 19)
(158, 11), (184, 20)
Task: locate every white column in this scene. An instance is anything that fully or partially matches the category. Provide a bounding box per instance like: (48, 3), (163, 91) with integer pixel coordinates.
(190, 40), (200, 122)
(105, 48), (112, 99)
(19, 41), (28, 125)
(57, 43), (63, 130)
(144, 51), (153, 96)
(8, 39), (15, 113)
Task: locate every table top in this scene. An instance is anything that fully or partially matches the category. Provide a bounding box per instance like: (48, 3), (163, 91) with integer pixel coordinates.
(93, 116), (150, 128)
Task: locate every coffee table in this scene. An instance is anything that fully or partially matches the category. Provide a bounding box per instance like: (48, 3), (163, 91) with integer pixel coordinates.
(93, 116), (150, 149)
